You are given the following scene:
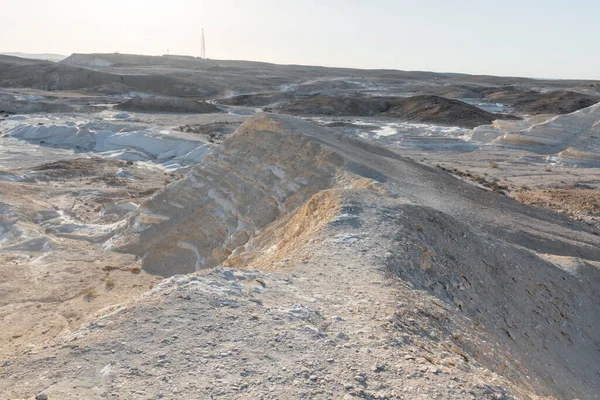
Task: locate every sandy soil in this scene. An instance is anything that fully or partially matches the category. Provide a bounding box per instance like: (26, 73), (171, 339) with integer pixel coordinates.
(0, 157), (173, 358)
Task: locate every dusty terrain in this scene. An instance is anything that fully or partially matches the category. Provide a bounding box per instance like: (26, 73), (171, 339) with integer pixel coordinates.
(0, 156), (170, 358)
(1, 53), (600, 399)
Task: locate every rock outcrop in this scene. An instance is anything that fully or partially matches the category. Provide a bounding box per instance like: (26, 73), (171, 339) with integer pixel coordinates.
(471, 102), (600, 164)
(486, 90), (599, 115)
(6, 118), (212, 167)
(111, 113), (348, 275)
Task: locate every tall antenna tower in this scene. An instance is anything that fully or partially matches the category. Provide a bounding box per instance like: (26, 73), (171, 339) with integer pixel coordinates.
(201, 28), (206, 59)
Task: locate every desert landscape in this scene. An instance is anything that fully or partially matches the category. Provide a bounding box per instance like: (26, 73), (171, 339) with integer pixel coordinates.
(0, 52), (600, 399)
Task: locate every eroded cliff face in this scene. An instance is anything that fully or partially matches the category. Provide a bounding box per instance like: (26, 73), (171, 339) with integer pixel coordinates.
(110, 113), (355, 275)
(472, 102), (600, 164)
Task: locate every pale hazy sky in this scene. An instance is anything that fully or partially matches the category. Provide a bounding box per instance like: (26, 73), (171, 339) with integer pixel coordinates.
(2, 0), (599, 79)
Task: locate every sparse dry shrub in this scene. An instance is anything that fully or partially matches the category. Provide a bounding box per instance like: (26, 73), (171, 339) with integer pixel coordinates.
(102, 265), (141, 274)
(105, 279), (116, 290)
(488, 162), (499, 169)
(83, 288), (98, 302)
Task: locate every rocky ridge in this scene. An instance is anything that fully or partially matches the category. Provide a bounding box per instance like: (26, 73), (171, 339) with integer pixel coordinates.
(5, 113), (591, 399)
(1, 103), (600, 399)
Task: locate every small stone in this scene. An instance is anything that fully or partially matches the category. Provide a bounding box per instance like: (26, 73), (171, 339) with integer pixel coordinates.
(217, 268), (237, 281)
(372, 363), (385, 372)
(255, 278), (267, 287)
(354, 374), (366, 383)
(36, 394), (48, 400)
(176, 278), (189, 286)
(309, 375), (318, 381)
(248, 298), (263, 305)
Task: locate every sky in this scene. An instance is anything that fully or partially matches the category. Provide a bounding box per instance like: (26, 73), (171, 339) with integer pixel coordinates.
(2, 0), (599, 80)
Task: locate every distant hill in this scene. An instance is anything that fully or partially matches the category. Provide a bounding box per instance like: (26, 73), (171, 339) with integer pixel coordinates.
(1, 52), (597, 103)
(0, 52), (67, 62)
(0, 54), (216, 96)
